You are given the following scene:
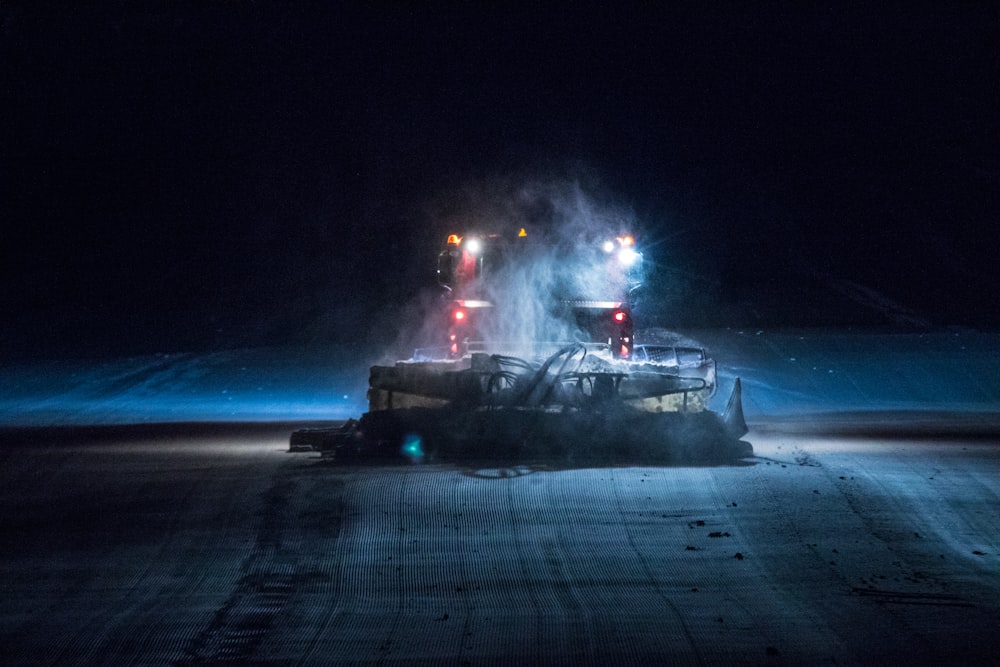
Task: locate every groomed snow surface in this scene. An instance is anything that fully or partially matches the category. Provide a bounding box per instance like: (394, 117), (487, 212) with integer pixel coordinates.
(0, 329), (998, 664)
(2, 329), (998, 428)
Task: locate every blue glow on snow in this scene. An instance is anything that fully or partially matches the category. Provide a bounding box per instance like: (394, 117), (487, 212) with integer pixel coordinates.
(0, 347), (371, 426)
(2, 332), (998, 428)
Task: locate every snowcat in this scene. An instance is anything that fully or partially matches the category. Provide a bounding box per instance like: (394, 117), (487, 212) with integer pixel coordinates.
(291, 227), (750, 464)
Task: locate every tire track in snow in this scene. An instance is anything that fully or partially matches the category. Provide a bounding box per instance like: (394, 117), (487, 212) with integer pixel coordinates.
(300, 465), (461, 662)
(705, 458), (866, 663)
(538, 472), (598, 661)
(448, 470), (480, 663)
(446, 466), (544, 663)
(724, 438), (995, 663)
(79, 460), (252, 665)
(0, 439), (287, 667)
(451, 471), (556, 660)
(607, 469), (705, 664)
(549, 468), (674, 664)
(501, 470), (573, 661)
(175, 459), (335, 665)
(297, 465), (401, 662)
(818, 440), (1000, 659)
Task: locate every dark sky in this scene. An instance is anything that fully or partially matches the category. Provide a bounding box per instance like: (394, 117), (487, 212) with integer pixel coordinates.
(3, 3), (998, 360)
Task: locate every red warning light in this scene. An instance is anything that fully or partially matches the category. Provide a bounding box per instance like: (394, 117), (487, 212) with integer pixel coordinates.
(613, 310), (626, 322)
(453, 309), (466, 321)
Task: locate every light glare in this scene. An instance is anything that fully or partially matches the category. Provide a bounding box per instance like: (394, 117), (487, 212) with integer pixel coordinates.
(617, 247), (639, 266)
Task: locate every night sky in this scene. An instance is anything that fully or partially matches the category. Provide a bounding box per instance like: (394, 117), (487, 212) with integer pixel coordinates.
(3, 3), (998, 361)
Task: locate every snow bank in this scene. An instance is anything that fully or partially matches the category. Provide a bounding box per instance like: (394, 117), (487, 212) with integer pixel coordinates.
(700, 329), (1000, 424)
(1, 330), (997, 428)
(0, 347), (371, 426)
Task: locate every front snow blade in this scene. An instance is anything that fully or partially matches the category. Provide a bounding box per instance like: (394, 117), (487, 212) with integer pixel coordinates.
(722, 378), (748, 440)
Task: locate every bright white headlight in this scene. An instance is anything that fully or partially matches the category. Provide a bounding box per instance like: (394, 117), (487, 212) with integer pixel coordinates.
(617, 247), (639, 267)
(465, 238), (481, 255)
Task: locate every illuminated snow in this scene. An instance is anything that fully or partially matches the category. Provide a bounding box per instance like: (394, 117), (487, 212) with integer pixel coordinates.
(1, 330), (997, 428)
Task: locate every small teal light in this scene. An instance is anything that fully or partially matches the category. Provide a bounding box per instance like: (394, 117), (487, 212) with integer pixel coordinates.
(401, 433), (424, 461)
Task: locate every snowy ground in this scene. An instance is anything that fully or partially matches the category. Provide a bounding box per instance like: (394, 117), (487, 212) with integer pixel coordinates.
(0, 346), (372, 427)
(2, 328), (997, 429)
(0, 329), (998, 664)
(701, 328), (1000, 420)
